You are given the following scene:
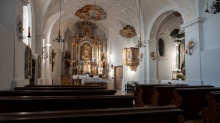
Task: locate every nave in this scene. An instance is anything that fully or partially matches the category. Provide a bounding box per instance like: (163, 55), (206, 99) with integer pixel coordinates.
(1, 0), (220, 123)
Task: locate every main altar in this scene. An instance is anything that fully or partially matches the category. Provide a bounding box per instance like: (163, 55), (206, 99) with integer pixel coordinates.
(60, 21), (109, 87)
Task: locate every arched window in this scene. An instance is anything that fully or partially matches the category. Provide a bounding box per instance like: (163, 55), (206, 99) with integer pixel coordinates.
(158, 38), (165, 56)
(23, 4), (32, 47)
(23, 6), (28, 45)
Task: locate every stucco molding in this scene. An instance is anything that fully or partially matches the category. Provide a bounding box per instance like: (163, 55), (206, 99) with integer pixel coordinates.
(180, 17), (206, 30)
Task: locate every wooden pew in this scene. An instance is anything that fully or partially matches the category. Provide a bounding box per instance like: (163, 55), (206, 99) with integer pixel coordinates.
(14, 86), (106, 90)
(0, 90), (117, 96)
(202, 91), (220, 123)
(152, 85), (214, 106)
(0, 95), (135, 113)
(134, 83), (188, 107)
(0, 106), (184, 123)
(25, 85), (99, 87)
(171, 88), (220, 120)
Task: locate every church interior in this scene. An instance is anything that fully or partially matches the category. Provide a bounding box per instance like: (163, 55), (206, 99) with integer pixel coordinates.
(0, 0), (220, 122)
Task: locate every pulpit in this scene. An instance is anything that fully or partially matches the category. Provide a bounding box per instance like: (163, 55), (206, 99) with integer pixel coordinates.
(60, 75), (72, 85)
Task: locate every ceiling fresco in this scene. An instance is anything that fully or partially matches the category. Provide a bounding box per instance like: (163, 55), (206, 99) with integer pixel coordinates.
(75, 4), (107, 21)
(43, 0), (139, 38)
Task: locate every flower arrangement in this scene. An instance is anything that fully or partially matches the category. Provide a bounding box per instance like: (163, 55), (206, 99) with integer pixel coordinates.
(176, 74), (182, 79)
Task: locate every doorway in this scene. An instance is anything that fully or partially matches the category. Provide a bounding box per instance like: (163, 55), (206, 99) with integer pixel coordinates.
(114, 66), (123, 90)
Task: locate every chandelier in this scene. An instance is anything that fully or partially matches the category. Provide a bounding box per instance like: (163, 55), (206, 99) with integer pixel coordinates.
(53, 0), (63, 42)
(205, 0), (220, 14)
(136, 0), (145, 48)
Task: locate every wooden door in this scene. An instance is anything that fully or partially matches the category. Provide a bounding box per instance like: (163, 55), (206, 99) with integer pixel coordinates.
(114, 66), (123, 90)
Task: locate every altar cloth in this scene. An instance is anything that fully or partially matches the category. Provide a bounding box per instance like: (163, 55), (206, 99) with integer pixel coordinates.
(81, 79), (108, 83)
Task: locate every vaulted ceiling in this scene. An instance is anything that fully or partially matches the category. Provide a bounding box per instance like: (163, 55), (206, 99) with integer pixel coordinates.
(34, 0), (171, 39)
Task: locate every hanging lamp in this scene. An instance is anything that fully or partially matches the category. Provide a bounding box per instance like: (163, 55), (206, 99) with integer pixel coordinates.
(53, 0), (64, 42)
(136, 0), (145, 48)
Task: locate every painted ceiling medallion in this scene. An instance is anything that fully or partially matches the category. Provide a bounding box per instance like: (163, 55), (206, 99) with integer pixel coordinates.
(119, 25), (137, 38)
(75, 4), (107, 21)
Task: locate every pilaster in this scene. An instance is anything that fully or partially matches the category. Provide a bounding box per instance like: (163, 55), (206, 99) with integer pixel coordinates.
(180, 17), (205, 84)
(147, 40), (159, 84)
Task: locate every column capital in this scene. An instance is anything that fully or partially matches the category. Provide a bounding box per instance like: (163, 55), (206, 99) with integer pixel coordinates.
(174, 42), (181, 46)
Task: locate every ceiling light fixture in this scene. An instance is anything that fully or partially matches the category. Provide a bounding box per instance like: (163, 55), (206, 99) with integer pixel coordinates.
(136, 0), (145, 48)
(205, 0), (220, 14)
(53, 0), (64, 42)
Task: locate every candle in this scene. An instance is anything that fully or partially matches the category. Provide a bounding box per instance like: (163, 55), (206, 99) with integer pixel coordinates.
(28, 27), (30, 37)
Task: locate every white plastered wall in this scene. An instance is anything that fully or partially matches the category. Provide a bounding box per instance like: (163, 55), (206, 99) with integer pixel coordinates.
(201, 0), (220, 87)
(0, 0), (30, 90)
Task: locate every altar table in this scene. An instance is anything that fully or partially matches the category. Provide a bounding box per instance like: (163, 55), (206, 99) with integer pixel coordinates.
(72, 75), (107, 86)
(82, 79), (108, 88)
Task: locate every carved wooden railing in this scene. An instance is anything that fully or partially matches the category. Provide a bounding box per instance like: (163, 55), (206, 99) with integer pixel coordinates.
(202, 92), (220, 123)
(170, 89), (182, 108)
(151, 87), (159, 106)
(134, 83), (144, 107)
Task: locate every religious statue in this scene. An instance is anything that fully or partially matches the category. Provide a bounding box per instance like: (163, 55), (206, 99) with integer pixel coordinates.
(51, 49), (56, 72)
(98, 67), (103, 75)
(83, 60), (91, 74)
(99, 61), (103, 68)
(67, 59), (76, 67)
(77, 66), (82, 75)
(91, 66), (97, 75)
(64, 51), (71, 68)
(181, 59), (185, 80)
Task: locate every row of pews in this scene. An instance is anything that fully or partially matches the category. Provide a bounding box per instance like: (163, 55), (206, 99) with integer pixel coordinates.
(135, 83), (220, 122)
(0, 84), (183, 123)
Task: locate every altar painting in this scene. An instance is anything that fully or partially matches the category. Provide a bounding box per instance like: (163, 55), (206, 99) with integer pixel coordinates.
(80, 42), (92, 60)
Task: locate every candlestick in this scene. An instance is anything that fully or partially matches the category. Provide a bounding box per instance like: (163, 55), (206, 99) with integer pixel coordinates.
(27, 27), (31, 38)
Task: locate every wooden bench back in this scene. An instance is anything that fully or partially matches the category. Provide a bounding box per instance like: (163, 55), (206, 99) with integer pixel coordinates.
(14, 86), (106, 90)
(135, 84), (187, 106)
(202, 91), (220, 123)
(0, 106), (184, 123)
(173, 87), (220, 119)
(25, 85), (99, 87)
(153, 85), (214, 106)
(0, 95), (135, 113)
(0, 90), (117, 96)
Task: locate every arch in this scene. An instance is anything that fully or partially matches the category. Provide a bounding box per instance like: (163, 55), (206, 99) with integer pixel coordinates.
(146, 4), (183, 41)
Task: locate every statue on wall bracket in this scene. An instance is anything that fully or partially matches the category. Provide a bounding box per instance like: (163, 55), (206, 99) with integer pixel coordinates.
(186, 38), (197, 56)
